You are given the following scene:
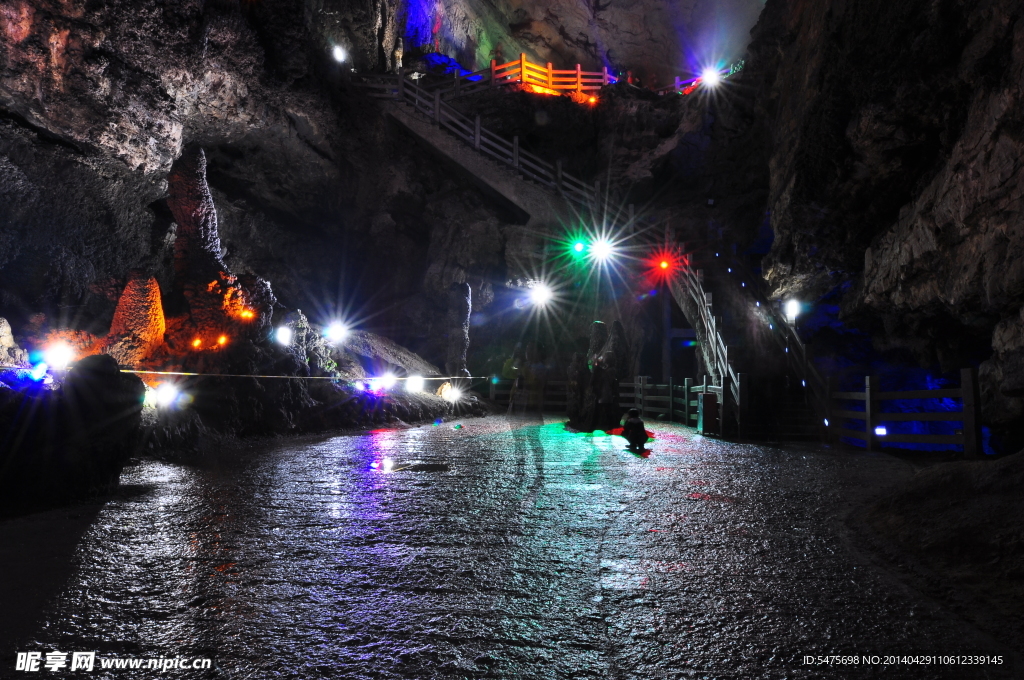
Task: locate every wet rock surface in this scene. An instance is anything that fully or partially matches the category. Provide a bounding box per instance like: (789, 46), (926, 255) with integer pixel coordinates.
(2, 416), (1018, 678)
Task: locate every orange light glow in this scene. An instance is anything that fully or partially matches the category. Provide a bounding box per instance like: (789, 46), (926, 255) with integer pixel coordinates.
(218, 335), (228, 345)
(192, 338), (202, 348)
(240, 309), (255, 320)
(588, 96), (597, 104)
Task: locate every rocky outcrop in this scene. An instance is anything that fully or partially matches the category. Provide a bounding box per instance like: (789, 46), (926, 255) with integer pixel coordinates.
(567, 320), (631, 432)
(0, 354), (144, 516)
(0, 317), (27, 366)
(719, 0), (1024, 441)
(341, 330), (443, 379)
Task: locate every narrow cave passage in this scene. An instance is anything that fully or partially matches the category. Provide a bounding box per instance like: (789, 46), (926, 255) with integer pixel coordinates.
(3, 416), (1015, 678)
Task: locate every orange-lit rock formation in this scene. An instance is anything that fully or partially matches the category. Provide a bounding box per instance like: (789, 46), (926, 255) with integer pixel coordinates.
(105, 269), (166, 366)
(165, 147), (275, 352)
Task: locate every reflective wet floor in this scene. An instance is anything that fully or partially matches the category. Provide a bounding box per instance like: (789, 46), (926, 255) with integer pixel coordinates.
(2, 415), (1019, 678)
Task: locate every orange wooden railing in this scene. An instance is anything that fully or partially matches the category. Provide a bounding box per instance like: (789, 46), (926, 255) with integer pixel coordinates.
(430, 53), (616, 99)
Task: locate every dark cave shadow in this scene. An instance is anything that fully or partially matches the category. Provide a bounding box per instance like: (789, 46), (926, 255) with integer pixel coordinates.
(0, 502), (106, 652)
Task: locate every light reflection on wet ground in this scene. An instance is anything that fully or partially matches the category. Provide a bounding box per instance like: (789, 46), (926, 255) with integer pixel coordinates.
(2, 415), (1019, 678)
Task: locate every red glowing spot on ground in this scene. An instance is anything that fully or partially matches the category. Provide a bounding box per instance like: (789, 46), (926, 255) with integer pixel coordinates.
(660, 260), (669, 269)
(191, 338), (202, 348)
(687, 492), (735, 503)
(217, 335), (227, 345)
(588, 96), (597, 104)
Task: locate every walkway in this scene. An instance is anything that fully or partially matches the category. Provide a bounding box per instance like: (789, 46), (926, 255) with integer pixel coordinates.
(2, 416), (1016, 678)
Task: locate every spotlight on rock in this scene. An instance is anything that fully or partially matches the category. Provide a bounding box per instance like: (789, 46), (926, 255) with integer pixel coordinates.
(381, 373), (398, 390)
(275, 326), (293, 345)
(332, 45), (347, 62)
(701, 67), (721, 87)
(406, 375), (425, 393)
(529, 282), (554, 307)
(43, 342), (74, 369)
(784, 299), (801, 322)
(436, 381), (462, 402)
(155, 383), (179, 408)
(325, 322), (349, 343)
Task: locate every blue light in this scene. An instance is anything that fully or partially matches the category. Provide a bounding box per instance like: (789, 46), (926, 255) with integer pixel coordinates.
(875, 426), (887, 436)
(30, 362), (49, 381)
(824, 418), (829, 427)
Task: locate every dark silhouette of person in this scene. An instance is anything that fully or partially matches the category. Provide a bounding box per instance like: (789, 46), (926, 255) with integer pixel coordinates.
(621, 408), (648, 451)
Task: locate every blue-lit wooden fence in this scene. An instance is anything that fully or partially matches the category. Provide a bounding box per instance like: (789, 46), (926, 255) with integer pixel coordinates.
(827, 368), (983, 457)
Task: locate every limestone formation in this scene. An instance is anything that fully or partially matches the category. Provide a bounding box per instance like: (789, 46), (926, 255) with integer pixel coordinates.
(0, 318), (28, 367)
(445, 282), (472, 379)
(569, 321), (630, 432)
(105, 269), (166, 366)
(165, 147), (276, 344)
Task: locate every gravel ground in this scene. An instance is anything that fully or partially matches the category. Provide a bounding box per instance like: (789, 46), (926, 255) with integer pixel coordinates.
(1, 415), (1019, 679)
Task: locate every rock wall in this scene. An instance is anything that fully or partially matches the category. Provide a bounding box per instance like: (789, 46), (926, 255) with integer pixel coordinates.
(722, 0), (1024, 439)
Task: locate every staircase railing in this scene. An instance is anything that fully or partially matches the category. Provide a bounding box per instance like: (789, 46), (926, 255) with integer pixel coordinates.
(678, 263), (741, 414)
(359, 73), (601, 210)
(715, 251), (829, 425)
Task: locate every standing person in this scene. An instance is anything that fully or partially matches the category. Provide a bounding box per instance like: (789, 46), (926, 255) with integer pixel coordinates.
(621, 408), (649, 452)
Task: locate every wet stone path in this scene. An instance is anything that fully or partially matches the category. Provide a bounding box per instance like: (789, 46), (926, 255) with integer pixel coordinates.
(3, 415), (1019, 679)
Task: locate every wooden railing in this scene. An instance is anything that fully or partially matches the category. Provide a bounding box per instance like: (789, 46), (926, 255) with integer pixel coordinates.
(486, 374), (746, 437)
(359, 74), (601, 209)
(827, 369), (983, 456)
(424, 53), (615, 100)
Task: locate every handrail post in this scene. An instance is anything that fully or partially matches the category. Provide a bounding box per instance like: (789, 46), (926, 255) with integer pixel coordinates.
(865, 375), (876, 452)
(737, 373), (747, 440)
(519, 53), (526, 83)
(512, 135), (519, 169)
(667, 378), (674, 422)
(684, 377), (693, 426)
(602, 66), (610, 86)
(961, 367), (982, 458)
(474, 114), (481, 150)
(433, 90), (441, 124)
(397, 67), (405, 100)
(576, 63), (582, 91)
(634, 375), (642, 412)
(720, 371), (731, 437)
(547, 62), (553, 88)
(490, 59), (496, 87)
(826, 375), (836, 446)
(674, 76), (681, 92)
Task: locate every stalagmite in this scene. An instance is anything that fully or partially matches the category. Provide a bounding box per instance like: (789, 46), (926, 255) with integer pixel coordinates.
(445, 282), (472, 379)
(105, 269), (166, 366)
